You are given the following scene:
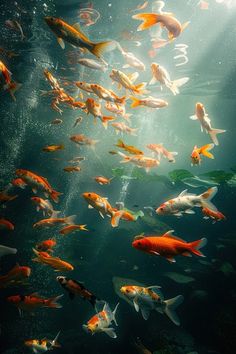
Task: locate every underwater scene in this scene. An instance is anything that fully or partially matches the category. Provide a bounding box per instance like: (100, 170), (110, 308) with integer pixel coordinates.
(0, 0), (236, 353)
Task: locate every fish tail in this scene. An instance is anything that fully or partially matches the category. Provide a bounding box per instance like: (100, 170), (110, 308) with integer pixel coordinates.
(189, 237), (207, 257)
(46, 294), (64, 309)
(132, 13), (159, 31)
(116, 139), (125, 148)
(200, 186), (218, 211)
(130, 96), (141, 108)
(64, 215), (76, 225)
(50, 190), (63, 203)
(200, 143), (214, 159)
(164, 295), (184, 326)
(101, 116), (115, 129)
(112, 303), (119, 326)
(111, 210), (125, 227)
(209, 128), (226, 146)
(117, 96), (126, 105)
(169, 77), (189, 95)
(80, 224), (88, 231)
(50, 210), (61, 218)
(90, 40), (116, 58)
(117, 151), (130, 163)
(4, 81), (22, 101)
(133, 82), (147, 95)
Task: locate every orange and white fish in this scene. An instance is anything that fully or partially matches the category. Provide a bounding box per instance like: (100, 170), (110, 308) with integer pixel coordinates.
(0, 60), (21, 100)
(156, 187), (218, 217)
(112, 122), (138, 136)
(15, 169), (62, 203)
(59, 224), (88, 235)
(118, 152), (159, 172)
(90, 84), (126, 105)
(32, 249), (74, 271)
(190, 103), (226, 146)
(75, 81), (93, 93)
(0, 218), (14, 231)
(94, 176), (113, 185)
(110, 69), (147, 95)
(44, 17), (114, 59)
(24, 331), (61, 353)
(116, 139), (143, 155)
(105, 101), (132, 121)
(31, 197), (60, 217)
(33, 215), (76, 228)
(63, 166), (81, 172)
(7, 293), (63, 313)
(149, 63), (189, 95)
(0, 264), (31, 288)
(191, 144), (214, 165)
(132, 12), (190, 40)
(120, 284), (184, 325)
(11, 178), (27, 189)
(83, 300), (119, 338)
(70, 134), (99, 148)
(36, 239), (56, 252)
(85, 98), (115, 129)
(132, 230), (207, 263)
(130, 95), (168, 108)
(147, 143), (178, 162)
(42, 144), (64, 152)
(44, 69), (61, 91)
(202, 207), (226, 223)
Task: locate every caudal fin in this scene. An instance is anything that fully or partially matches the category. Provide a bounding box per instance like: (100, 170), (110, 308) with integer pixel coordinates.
(101, 116), (115, 129)
(112, 303), (119, 326)
(200, 144), (214, 159)
(46, 294), (64, 309)
(90, 40), (116, 58)
(51, 331), (61, 348)
(169, 77), (189, 95)
(116, 139), (125, 148)
(5, 81), (22, 101)
(64, 215), (76, 225)
(132, 13), (159, 31)
(189, 237), (207, 257)
(200, 186), (218, 211)
(133, 82), (147, 95)
(209, 128), (226, 146)
(130, 96), (141, 108)
(50, 190), (62, 203)
(164, 295), (184, 326)
(111, 210), (125, 227)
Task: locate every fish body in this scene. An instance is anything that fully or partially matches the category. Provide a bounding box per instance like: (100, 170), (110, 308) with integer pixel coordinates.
(190, 103), (226, 145)
(44, 70), (61, 91)
(42, 145), (64, 152)
(11, 178), (27, 189)
(33, 215), (76, 228)
(0, 264), (31, 288)
(78, 58), (108, 72)
(15, 169), (61, 203)
(36, 239), (56, 252)
(7, 293), (63, 312)
(57, 276), (97, 306)
(105, 102), (131, 120)
(63, 166), (81, 172)
(147, 143), (178, 162)
(156, 187), (218, 216)
(90, 84), (126, 105)
(119, 47), (145, 71)
(70, 134), (99, 148)
(120, 284), (184, 325)
(24, 331), (61, 353)
(191, 144), (214, 165)
(94, 176), (113, 185)
(116, 139), (143, 155)
(118, 152), (159, 172)
(83, 301), (119, 338)
(130, 96), (168, 108)
(59, 224), (88, 235)
(0, 218), (14, 231)
(202, 207), (226, 223)
(112, 122), (138, 136)
(31, 197), (60, 217)
(132, 230), (207, 263)
(32, 249), (74, 271)
(85, 98), (115, 129)
(75, 81), (93, 93)
(110, 69), (147, 95)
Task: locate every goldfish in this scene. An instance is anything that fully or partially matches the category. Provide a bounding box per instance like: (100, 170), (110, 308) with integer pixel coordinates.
(202, 207), (226, 223)
(43, 69), (61, 91)
(0, 244), (17, 259)
(50, 118), (63, 125)
(11, 178), (27, 189)
(120, 284), (184, 325)
(44, 17), (114, 59)
(24, 332), (61, 353)
(31, 197), (60, 217)
(105, 102), (132, 120)
(112, 122), (138, 136)
(132, 230), (207, 263)
(0, 60), (21, 100)
(32, 249), (74, 271)
(191, 144), (214, 166)
(83, 300), (119, 338)
(0, 264), (31, 288)
(0, 218), (14, 231)
(156, 187), (218, 217)
(85, 98), (115, 129)
(7, 293), (63, 313)
(147, 143), (178, 162)
(57, 276), (97, 306)
(118, 152), (159, 172)
(118, 45), (145, 71)
(68, 156), (86, 163)
(0, 191), (18, 203)
(70, 134), (99, 148)
(132, 12), (190, 40)
(59, 224), (88, 235)
(63, 166), (81, 172)
(90, 84), (126, 105)
(42, 144), (64, 152)
(33, 215), (76, 228)
(130, 95), (168, 108)
(15, 169), (62, 203)
(149, 63), (189, 95)
(5, 19), (25, 40)
(116, 139), (143, 155)
(78, 58), (108, 72)
(190, 103), (226, 145)
(75, 81), (93, 93)
(110, 69), (147, 95)
(73, 117), (83, 127)
(36, 239), (56, 252)
(82, 192), (125, 227)
(94, 176), (113, 185)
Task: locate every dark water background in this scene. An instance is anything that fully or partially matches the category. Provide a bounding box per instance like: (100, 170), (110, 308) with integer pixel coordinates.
(0, 0), (236, 353)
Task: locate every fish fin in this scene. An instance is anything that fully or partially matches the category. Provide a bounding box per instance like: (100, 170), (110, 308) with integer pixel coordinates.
(129, 96), (140, 108)
(64, 215), (76, 225)
(132, 13), (159, 31)
(112, 303), (119, 326)
(88, 205), (94, 209)
(185, 209), (195, 214)
(102, 327), (117, 338)
(6, 81), (21, 101)
(133, 298), (139, 312)
(203, 216), (209, 219)
(111, 210), (124, 227)
(122, 64), (130, 68)
(150, 250), (160, 256)
(200, 143), (214, 159)
(133, 82), (147, 95)
(90, 40), (116, 59)
(178, 189), (188, 197)
(101, 116), (115, 129)
(189, 115), (198, 120)
(57, 37), (65, 49)
(209, 128), (226, 146)
(166, 256), (176, 263)
(50, 210), (61, 218)
(46, 294), (64, 309)
(200, 187), (218, 211)
(140, 307), (150, 320)
(189, 237), (207, 257)
(50, 190), (62, 203)
(169, 77), (189, 95)
(99, 211), (105, 219)
(181, 21), (190, 32)
(51, 331), (61, 348)
(164, 295), (184, 326)
(32, 188), (37, 194)
(149, 76), (157, 85)
(127, 72), (139, 83)
(182, 252), (192, 257)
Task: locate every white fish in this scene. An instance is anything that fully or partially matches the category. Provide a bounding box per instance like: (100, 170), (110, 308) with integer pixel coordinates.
(118, 45), (145, 71)
(0, 245), (17, 259)
(112, 122), (138, 136)
(105, 101), (132, 121)
(78, 58), (108, 72)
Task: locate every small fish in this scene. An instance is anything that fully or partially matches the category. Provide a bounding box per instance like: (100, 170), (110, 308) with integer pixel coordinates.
(31, 197), (60, 217)
(73, 117), (83, 127)
(36, 239), (57, 252)
(110, 69), (147, 95)
(78, 58), (108, 72)
(57, 276), (97, 306)
(90, 84), (126, 105)
(105, 102), (132, 121)
(24, 331), (61, 353)
(50, 118), (63, 125)
(94, 176), (114, 185)
(147, 143), (178, 162)
(85, 98), (115, 129)
(0, 60), (21, 100)
(42, 145), (64, 152)
(59, 224), (88, 235)
(202, 207), (226, 223)
(0, 245), (17, 259)
(63, 166), (81, 172)
(0, 219), (14, 231)
(7, 293), (63, 312)
(118, 152), (159, 172)
(83, 301), (119, 338)
(190, 103), (226, 145)
(70, 134), (99, 148)
(132, 230), (207, 263)
(116, 139), (143, 155)
(32, 249), (74, 271)
(0, 264), (31, 288)
(118, 46), (145, 71)
(5, 19), (25, 40)
(112, 122), (138, 136)
(130, 95), (168, 108)
(33, 215), (76, 228)
(75, 81), (93, 93)
(68, 156), (86, 163)
(191, 144), (214, 166)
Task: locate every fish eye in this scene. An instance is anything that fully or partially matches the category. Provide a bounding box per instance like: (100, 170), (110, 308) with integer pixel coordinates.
(88, 193), (91, 197)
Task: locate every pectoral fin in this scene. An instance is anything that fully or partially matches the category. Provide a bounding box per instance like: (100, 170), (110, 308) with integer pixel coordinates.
(57, 37), (65, 49)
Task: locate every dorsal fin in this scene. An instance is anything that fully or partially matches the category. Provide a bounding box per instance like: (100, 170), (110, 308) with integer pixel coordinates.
(134, 233), (145, 241)
(162, 230), (186, 242)
(178, 189), (188, 197)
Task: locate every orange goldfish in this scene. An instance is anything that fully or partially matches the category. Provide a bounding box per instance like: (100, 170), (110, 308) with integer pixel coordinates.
(147, 143), (178, 163)
(191, 144), (214, 165)
(7, 293), (63, 312)
(24, 332), (61, 353)
(0, 60), (21, 100)
(42, 145), (64, 152)
(32, 249), (74, 271)
(0, 218), (14, 231)
(112, 122), (138, 136)
(94, 176), (113, 185)
(33, 215), (76, 228)
(15, 169), (62, 203)
(202, 207), (226, 223)
(36, 239), (56, 252)
(116, 139), (143, 155)
(118, 152), (159, 172)
(0, 264), (31, 288)
(0, 191), (18, 203)
(59, 224), (88, 235)
(63, 166), (81, 172)
(70, 134), (99, 148)
(110, 69), (147, 95)
(90, 84), (126, 105)
(132, 230), (207, 263)
(85, 98), (115, 129)
(31, 197), (60, 217)
(11, 178), (27, 189)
